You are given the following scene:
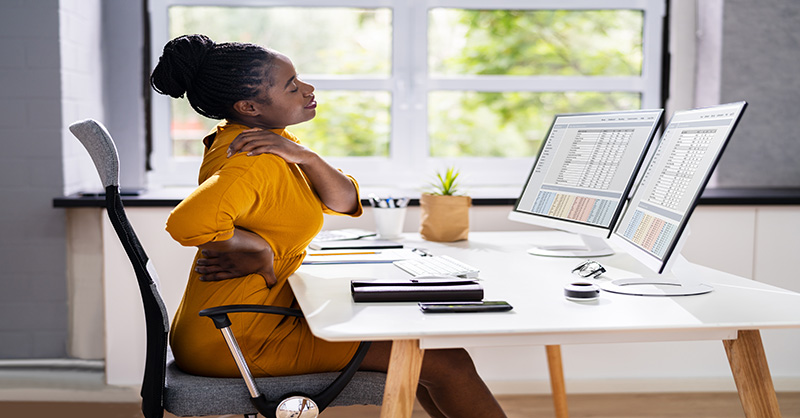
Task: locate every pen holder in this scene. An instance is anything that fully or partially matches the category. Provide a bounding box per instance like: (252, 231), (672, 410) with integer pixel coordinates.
(373, 207), (407, 239)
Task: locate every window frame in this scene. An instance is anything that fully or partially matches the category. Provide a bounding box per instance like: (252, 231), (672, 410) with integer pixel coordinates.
(148, 0), (665, 191)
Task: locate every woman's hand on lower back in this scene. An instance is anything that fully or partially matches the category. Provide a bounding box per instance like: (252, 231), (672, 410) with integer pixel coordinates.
(195, 247), (278, 288)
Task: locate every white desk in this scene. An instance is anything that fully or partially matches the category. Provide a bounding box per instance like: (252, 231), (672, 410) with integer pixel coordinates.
(289, 231), (800, 418)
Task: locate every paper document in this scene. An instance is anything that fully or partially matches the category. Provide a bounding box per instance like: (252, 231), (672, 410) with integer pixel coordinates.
(302, 249), (417, 265)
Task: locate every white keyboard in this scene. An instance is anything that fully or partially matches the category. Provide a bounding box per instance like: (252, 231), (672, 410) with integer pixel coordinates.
(393, 255), (480, 278)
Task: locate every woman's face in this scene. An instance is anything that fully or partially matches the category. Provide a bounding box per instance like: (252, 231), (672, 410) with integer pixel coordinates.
(249, 54), (316, 129)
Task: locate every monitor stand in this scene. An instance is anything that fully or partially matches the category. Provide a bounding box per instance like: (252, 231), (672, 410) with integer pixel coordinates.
(600, 255), (713, 296)
(528, 234), (614, 258)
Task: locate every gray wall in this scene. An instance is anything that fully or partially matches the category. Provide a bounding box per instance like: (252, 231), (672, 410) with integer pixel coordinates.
(0, 0), (116, 359)
(0, 0), (67, 358)
(716, 0), (800, 187)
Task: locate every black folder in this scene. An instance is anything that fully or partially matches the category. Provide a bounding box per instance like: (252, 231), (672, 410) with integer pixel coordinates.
(351, 279), (484, 303)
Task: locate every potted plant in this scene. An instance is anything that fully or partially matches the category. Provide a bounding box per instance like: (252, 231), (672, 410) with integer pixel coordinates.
(419, 166), (472, 242)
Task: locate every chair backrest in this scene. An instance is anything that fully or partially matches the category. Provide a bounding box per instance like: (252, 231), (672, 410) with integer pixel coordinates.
(69, 119), (169, 418)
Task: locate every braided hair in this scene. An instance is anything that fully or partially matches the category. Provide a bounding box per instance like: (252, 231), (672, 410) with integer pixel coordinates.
(150, 34), (278, 120)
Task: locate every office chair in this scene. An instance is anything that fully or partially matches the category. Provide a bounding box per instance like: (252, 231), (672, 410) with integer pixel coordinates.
(69, 119), (386, 418)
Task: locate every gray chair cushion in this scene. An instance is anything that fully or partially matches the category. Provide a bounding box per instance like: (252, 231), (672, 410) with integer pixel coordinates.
(164, 360), (386, 416)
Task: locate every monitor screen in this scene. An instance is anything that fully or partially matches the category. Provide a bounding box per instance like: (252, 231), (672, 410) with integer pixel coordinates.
(607, 102), (748, 295)
(509, 109), (664, 257)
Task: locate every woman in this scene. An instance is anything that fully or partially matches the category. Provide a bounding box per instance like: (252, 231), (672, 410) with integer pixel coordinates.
(150, 34), (505, 417)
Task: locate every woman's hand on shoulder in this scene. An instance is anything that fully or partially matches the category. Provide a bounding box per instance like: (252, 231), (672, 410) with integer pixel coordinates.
(228, 128), (358, 214)
(195, 247), (278, 288)
(228, 128), (315, 165)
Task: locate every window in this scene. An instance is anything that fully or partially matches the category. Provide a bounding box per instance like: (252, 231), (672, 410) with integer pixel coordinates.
(149, 0), (665, 190)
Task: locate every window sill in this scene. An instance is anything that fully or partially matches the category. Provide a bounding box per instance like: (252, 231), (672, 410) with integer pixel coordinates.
(53, 187), (800, 208)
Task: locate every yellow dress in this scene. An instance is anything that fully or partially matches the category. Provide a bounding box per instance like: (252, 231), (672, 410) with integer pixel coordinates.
(166, 121), (362, 378)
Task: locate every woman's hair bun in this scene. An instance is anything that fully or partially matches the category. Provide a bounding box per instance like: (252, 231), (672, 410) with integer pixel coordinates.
(150, 34), (216, 99)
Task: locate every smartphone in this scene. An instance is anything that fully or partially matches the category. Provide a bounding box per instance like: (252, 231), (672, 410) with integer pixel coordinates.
(418, 301), (513, 313)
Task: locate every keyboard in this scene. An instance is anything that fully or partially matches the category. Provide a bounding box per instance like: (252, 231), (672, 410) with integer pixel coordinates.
(393, 255), (480, 278)
(313, 228), (376, 242)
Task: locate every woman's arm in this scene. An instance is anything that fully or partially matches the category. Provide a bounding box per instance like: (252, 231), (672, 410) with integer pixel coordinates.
(228, 129), (359, 214)
(195, 227), (278, 287)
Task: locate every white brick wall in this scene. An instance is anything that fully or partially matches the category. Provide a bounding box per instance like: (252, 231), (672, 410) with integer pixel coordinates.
(60, 0), (105, 195)
(59, 0), (106, 360)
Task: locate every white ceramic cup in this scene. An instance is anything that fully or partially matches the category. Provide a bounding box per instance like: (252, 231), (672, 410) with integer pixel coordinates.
(373, 207), (407, 239)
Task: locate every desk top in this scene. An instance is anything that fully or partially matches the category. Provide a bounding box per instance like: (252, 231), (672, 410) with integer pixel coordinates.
(289, 231), (800, 349)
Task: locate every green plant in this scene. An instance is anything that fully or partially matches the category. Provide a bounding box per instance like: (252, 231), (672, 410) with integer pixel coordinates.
(428, 166), (463, 196)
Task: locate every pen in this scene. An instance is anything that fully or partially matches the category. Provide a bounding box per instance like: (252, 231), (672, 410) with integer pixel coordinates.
(308, 251), (381, 256)
(412, 248), (432, 257)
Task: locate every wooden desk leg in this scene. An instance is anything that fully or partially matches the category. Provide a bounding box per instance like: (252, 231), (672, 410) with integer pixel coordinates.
(380, 339), (425, 418)
(723, 330), (782, 418)
(546, 345), (570, 418)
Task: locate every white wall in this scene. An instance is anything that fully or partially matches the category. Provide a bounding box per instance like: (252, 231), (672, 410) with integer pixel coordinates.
(59, 0), (107, 360)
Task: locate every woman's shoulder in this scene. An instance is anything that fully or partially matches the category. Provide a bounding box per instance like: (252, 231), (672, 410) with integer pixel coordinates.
(199, 122), (300, 181)
(280, 129), (300, 143)
(211, 121), (247, 147)
(215, 141), (293, 181)
(213, 122), (298, 147)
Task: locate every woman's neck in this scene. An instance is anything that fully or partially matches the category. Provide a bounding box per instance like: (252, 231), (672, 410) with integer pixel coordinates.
(226, 116), (285, 130)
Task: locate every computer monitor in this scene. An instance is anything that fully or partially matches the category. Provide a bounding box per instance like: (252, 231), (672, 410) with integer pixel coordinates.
(509, 109), (664, 257)
(605, 101), (748, 296)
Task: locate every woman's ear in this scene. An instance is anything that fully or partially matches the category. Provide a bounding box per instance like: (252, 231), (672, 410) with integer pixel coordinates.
(232, 99), (259, 117)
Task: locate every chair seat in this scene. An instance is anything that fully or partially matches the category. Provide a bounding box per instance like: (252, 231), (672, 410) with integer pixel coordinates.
(164, 360), (386, 417)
